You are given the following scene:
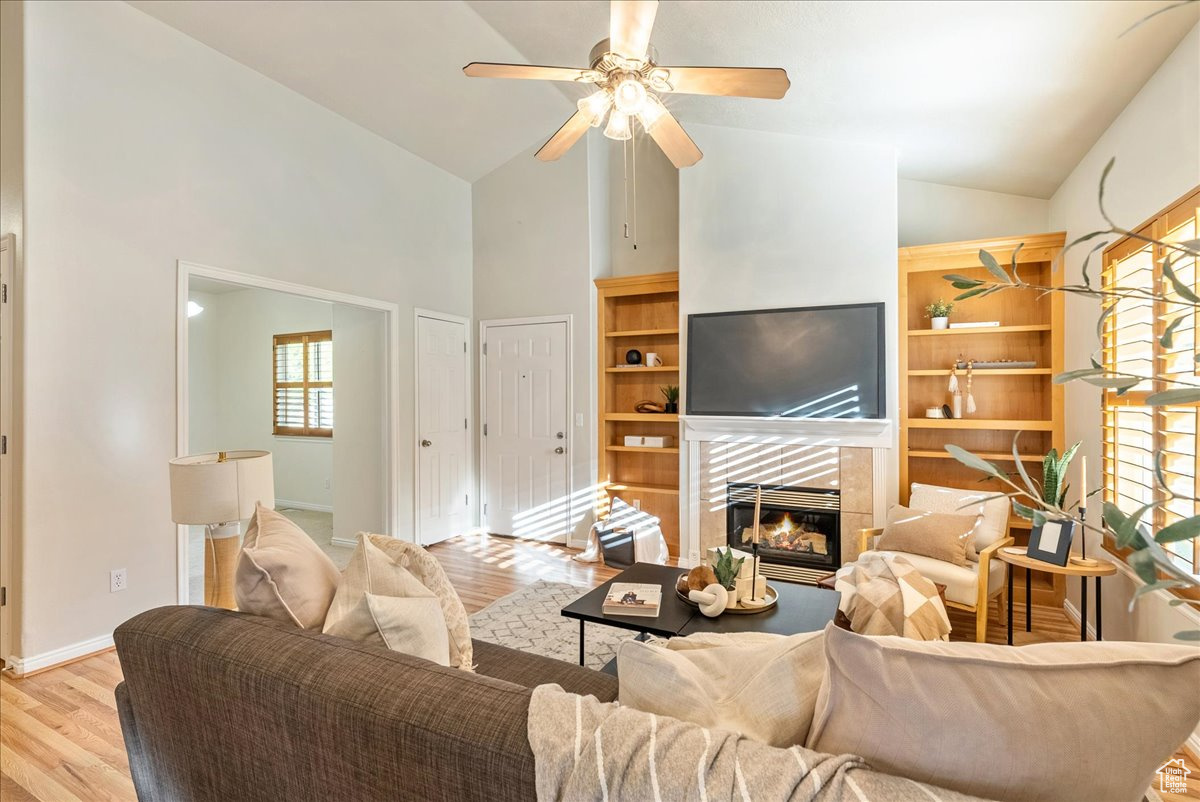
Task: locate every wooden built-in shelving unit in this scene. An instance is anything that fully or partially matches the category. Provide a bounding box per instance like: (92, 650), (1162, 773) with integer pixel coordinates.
(899, 233), (1067, 607)
(595, 272), (681, 556)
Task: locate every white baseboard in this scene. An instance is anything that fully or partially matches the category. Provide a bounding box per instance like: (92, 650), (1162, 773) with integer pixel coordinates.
(330, 536), (357, 548)
(5, 632), (114, 676)
(1062, 599), (1097, 641)
(276, 499), (333, 514)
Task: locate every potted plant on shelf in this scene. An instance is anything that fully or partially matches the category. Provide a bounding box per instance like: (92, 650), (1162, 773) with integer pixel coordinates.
(660, 385), (680, 414)
(925, 299), (954, 329)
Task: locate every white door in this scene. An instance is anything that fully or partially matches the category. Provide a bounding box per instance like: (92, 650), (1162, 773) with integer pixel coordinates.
(416, 314), (470, 545)
(482, 320), (570, 541)
(0, 235), (12, 664)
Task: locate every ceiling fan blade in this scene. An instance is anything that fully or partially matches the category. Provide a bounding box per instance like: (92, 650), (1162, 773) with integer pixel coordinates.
(610, 0), (658, 61)
(463, 62), (588, 83)
(646, 110), (702, 169)
(535, 110), (592, 162)
(658, 66), (791, 99)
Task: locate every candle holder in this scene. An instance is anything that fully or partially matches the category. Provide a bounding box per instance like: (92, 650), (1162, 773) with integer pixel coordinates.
(1070, 505), (1100, 567)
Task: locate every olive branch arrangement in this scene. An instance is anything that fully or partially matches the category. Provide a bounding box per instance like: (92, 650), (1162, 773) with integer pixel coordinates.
(940, 158), (1199, 639)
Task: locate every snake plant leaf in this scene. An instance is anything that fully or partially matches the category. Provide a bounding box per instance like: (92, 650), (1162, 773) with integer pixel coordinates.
(1145, 387), (1200, 405)
(978, 249), (1012, 284)
(1155, 515), (1200, 544)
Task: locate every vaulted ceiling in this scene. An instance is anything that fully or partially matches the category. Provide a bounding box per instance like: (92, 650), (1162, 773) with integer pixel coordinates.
(131, 0), (1197, 197)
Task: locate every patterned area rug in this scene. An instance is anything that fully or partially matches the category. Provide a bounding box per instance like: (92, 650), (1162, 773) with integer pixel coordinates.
(468, 580), (635, 671)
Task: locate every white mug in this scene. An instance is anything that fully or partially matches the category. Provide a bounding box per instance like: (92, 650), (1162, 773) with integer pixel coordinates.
(645, 352), (663, 367)
(925, 407), (944, 419)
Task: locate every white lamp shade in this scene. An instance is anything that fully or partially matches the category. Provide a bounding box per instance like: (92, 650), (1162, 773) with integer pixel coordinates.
(169, 450), (275, 524)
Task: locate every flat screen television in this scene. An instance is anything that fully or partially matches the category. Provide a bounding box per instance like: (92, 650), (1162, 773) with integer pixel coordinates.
(686, 302), (885, 418)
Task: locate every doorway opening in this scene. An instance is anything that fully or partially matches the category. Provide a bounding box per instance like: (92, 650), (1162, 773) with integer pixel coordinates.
(177, 263), (397, 604)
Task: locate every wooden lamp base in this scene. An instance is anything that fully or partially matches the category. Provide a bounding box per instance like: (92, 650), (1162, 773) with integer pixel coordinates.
(204, 524), (241, 609)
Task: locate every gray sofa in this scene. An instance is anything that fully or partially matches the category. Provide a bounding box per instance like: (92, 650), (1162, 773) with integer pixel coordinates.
(114, 606), (617, 802)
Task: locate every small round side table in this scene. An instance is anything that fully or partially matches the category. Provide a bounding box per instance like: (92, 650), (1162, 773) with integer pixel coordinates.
(996, 548), (1117, 644)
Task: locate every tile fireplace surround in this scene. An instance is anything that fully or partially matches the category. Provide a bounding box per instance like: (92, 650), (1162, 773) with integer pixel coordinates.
(682, 416), (894, 573)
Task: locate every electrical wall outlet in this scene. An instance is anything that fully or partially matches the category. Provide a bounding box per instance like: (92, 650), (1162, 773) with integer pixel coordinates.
(110, 568), (128, 593)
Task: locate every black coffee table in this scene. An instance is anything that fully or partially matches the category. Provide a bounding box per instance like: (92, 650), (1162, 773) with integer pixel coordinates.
(560, 562), (839, 667)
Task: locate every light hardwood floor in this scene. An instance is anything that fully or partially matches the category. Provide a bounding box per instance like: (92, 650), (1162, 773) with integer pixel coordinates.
(1, 532), (1196, 801)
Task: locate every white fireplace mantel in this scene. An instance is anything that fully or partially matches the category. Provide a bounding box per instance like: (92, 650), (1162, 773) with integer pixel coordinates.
(680, 415), (894, 566)
(681, 415), (893, 449)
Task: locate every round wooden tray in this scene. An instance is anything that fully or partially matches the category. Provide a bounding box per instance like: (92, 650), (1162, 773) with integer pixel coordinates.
(675, 574), (779, 615)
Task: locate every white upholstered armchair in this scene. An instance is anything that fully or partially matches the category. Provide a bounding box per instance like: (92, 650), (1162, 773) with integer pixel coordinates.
(855, 483), (1014, 642)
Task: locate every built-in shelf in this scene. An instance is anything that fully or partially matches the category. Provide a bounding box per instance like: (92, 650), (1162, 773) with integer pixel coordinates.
(907, 324), (1051, 337)
(603, 413), (678, 423)
(597, 272), (681, 557)
(905, 418), (1054, 431)
(907, 368), (1052, 376)
(907, 449), (1042, 461)
(605, 482), (680, 496)
(605, 327), (679, 338)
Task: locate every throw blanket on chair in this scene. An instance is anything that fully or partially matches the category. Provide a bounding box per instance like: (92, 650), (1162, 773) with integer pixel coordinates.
(833, 553), (951, 641)
(527, 685), (980, 802)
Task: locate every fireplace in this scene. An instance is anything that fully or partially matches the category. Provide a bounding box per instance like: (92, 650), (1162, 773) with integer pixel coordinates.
(726, 483), (840, 583)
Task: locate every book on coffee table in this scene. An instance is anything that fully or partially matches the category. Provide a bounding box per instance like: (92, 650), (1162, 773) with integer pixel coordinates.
(602, 583), (662, 617)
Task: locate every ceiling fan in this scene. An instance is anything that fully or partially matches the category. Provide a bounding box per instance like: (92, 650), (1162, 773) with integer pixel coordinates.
(463, 0), (790, 168)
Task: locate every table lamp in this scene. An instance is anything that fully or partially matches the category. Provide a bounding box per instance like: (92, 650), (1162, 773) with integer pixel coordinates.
(169, 450), (274, 609)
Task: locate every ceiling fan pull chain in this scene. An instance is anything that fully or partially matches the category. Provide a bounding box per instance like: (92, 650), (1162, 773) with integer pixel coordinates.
(622, 135), (630, 241)
(632, 130), (638, 251)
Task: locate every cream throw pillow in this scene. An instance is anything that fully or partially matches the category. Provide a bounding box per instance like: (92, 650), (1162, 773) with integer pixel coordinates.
(618, 631), (826, 748)
(353, 533), (474, 671)
(875, 504), (977, 566)
(909, 483), (1009, 561)
(323, 534), (451, 665)
(808, 623), (1200, 802)
(235, 503), (340, 629)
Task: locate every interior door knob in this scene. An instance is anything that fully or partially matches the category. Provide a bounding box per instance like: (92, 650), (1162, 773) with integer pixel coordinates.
(555, 446), (565, 454)
(421, 439), (432, 447)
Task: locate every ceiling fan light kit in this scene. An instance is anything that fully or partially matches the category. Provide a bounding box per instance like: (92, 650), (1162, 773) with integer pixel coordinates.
(463, 0), (790, 169)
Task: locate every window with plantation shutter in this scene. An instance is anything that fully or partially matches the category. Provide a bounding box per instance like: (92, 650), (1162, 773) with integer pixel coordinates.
(273, 330), (333, 438)
(1101, 189), (1198, 574)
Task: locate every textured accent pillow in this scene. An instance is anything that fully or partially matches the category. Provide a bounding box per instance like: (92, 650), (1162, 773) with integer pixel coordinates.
(910, 483), (1009, 561)
(808, 624), (1200, 802)
(235, 502), (340, 629)
(875, 504), (977, 567)
(322, 534), (450, 665)
(354, 533), (473, 671)
(618, 631), (826, 748)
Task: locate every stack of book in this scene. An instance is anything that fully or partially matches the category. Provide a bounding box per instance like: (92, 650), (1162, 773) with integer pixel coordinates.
(601, 583), (662, 617)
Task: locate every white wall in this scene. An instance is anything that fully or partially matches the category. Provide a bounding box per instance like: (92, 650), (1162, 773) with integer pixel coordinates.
(331, 303), (387, 542)
(898, 179), (1049, 247)
(678, 124), (900, 559)
(18, 0), (471, 662)
(471, 135), (603, 544)
(190, 288), (335, 510)
(608, 135), (680, 276)
(1048, 21), (1200, 643)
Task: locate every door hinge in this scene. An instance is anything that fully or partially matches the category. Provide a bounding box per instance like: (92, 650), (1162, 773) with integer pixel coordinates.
(484, 503), (488, 515)
(464, 418), (467, 430)
(482, 342), (488, 355)
(1, 283), (7, 303)
(463, 341), (467, 353)
(483, 423), (488, 436)
(465, 493), (469, 506)
(1, 586), (6, 607)
(1, 435), (6, 456)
